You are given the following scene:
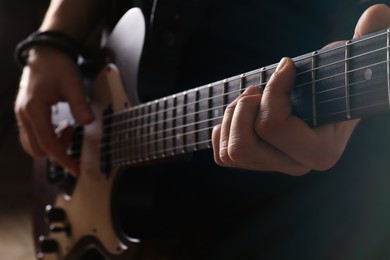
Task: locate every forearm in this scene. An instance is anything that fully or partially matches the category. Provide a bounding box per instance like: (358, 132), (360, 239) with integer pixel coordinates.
(39, 0), (108, 41)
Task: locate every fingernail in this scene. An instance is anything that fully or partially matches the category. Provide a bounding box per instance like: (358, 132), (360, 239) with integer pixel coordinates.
(275, 57), (288, 72)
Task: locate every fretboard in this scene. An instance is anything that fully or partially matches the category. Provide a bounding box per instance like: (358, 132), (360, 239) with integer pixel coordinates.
(102, 28), (390, 168)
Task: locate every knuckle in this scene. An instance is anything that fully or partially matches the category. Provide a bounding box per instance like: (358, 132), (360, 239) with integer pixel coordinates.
(226, 138), (253, 164)
(23, 98), (38, 116)
(219, 146), (231, 163)
(224, 102), (236, 116)
(255, 113), (276, 137)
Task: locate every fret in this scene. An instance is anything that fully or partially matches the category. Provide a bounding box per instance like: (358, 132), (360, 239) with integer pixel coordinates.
(210, 83), (224, 127)
(145, 105), (151, 160)
(348, 28), (388, 119)
(156, 98), (166, 158)
(197, 85), (211, 149)
(311, 51), (318, 126)
(150, 100), (158, 159)
(314, 43), (346, 124)
(226, 78), (241, 104)
(222, 79), (228, 109)
(345, 41), (352, 119)
(244, 72), (261, 88)
(166, 96), (175, 156)
(185, 89), (197, 151)
(175, 92), (186, 154)
(291, 55), (313, 124)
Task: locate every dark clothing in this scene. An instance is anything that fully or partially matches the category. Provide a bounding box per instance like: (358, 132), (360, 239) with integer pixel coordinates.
(113, 0), (390, 259)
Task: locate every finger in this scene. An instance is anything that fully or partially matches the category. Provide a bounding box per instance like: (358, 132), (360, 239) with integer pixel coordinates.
(218, 86), (264, 165)
(60, 69), (94, 125)
(15, 112), (46, 157)
(354, 4), (390, 38)
(218, 90), (243, 165)
(257, 58), (318, 165)
(211, 124), (224, 166)
(27, 102), (79, 176)
(226, 86), (309, 175)
(226, 86), (262, 165)
(257, 58), (356, 171)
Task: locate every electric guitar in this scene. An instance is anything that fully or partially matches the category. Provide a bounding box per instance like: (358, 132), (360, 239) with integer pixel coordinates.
(32, 7), (390, 260)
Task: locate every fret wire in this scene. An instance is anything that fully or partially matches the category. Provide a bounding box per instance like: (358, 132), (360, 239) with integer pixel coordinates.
(240, 74), (245, 94)
(260, 67), (266, 91)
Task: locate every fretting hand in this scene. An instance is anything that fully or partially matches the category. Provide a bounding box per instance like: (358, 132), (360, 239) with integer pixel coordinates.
(212, 4), (390, 175)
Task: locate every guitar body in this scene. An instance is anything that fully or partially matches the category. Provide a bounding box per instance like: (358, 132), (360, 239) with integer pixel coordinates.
(33, 8), (179, 260)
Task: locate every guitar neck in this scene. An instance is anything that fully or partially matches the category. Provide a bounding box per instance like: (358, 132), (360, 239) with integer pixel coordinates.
(103, 28), (390, 168)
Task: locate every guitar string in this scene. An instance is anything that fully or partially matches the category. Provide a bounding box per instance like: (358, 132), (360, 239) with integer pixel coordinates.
(97, 58), (389, 148)
(102, 29), (389, 123)
(109, 98), (390, 165)
(70, 94), (390, 162)
(67, 30), (390, 158)
(69, 67), (389, 161)
(100, 45), (389, 134)
(66, 55), (388, 157)
(102, 73), (389, 162)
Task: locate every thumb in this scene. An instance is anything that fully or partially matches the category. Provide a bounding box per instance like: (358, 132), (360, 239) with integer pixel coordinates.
(354, 4), (390, 38)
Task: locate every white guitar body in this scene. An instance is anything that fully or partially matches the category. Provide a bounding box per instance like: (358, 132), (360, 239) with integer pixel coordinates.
(36, 8), (170, 260)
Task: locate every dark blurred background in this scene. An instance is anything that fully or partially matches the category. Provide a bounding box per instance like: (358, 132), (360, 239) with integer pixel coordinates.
(0, 1), (49, 259)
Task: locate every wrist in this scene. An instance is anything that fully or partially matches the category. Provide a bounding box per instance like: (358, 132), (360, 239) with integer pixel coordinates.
(14, 30), (81, 69)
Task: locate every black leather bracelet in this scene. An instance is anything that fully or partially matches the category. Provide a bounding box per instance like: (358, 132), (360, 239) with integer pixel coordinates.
(14, 30), (81, 68)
